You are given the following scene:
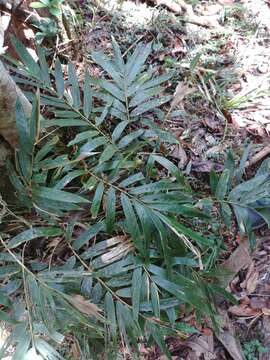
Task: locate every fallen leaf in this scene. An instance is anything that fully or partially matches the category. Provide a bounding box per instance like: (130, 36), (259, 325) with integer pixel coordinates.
(246, 271), (259, 294)
(250, 297), (270, 310)
(228, 304), (261, 317)
(170, 144), (188, 169)
(67, 295), (103, 319)
(262, 308), (270, 316)
(191, 160), (223, 173)
(171, 82), (196, 109)
(186, 335), (216, 359)
(216, 310), (247, 360)
(203, 117), (221, 131)
(220, 241), (251, 288)
(218, 0), (234, 4)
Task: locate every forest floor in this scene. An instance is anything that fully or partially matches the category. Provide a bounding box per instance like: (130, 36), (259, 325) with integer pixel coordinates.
(1, 0), (270, 359)
(76, 1), (270, 358)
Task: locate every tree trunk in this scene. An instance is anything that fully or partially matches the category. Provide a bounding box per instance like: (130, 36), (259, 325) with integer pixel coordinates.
(0, 59), (31, 148)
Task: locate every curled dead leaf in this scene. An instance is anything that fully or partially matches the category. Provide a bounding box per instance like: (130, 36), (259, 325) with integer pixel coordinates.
(171, 82), (196, 109)
(170, 144), (188, 169)
(228, 304), (261, 317)
(250, 297), (270, 310)
(262, 308), (270, 316)
(67, 294), (103, 319)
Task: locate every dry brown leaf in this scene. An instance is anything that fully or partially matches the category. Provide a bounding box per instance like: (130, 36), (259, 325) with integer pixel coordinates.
(218, 0), (234, 4)
(228, 304), (261, 317)
(203, 117), (221, 131)
(240, 262), (259, 294)
(186, 335), (216, 359)
(170, 144), (188, 169)
(68, 295), (103, 319)
(246, 271), (259, 294)
(220, 241), (251, 288)
(262, 308), (270, 316)
(250, 297), (269, 310)
(216, 311), (246, 360)
(171, 82), (196, 109)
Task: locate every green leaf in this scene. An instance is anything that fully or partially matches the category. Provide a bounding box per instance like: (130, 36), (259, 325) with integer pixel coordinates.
(118, 129), (144, 149)
(54, 170), (85, 190)
(91, 182), (105, 218)
(139, 70), (174, 93)
(81, 234), (122, 258)
(215, 169), (230, 200)
(157, 212), (211, 249)
(37, 46), (51, 86)
(151, 282), (160, 318)
(126, 42), (152, 85)
(15, 100), (31, 154)
(30, 2), (47, 8)
(130, 96), (171, 117)
(131, 266), (142, 321)
(32, 186), (89, 203)
(104, 292), (117, 341)
(112, 37), (124, 71)
(129, 180), (178, 195)
(29, 91), (40, 145)
(121, 194), (142, 253)
(99, 145), (117, 163)
(112, 121), (129, 142)
(130, 86), (162, 107)
(8, 227), (63, 249)
(73, 221), (105, 250)
(83, 70), (92, 118)
(97, 79), (125, 102)
(68, 62), (80, 108)
(0, 265), (20, 277)
(11, 37), (41, 78)
(49, 5), (62, 17)
(174, 322), (198, 334)
(68, 130), (99, 146)
(210, 169), (219, 195)
(106, 187), (116, 234)
(55, 58), (65, 97)
(79, 137), (107, 158)
(35, 135), (59, 162)
(0, 291), (10, 307)
(147, 323), (172, 359)
(152, 155), (186, 186)
(91, 51), (123, 86)
(119, 172), (145, 188)
(220, 203), (232, 227)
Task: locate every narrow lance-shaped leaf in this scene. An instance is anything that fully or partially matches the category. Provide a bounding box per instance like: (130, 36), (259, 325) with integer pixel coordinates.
(104, 292), (117, 341)
(126, 42), (152, 85)
(121, 194), (143, 253)
(91, 182), (105, 218)
(68, 62), (81, 109)
(32, 186), (89, 203)
(151, 282), (160, 318)
(8, 227), (63, 249)
(55, 58), (65, 97)
(215, 169), (230, 200)
(29, 91), (40, 145)
(131, 266), (142, 322)
(83, 70), (92, 118)
(11, 36), (41, 78)
(37, 46), (51, 86)
(106, 187), (116, 234)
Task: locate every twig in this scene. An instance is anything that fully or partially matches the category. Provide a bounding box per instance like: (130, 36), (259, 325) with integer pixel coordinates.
(246, 146), (270, 167)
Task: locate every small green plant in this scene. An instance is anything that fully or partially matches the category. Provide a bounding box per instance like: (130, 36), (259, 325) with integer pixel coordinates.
(243, 339), (267, 360)
(30, 0), (64, 17)
(1, 37), (270, 359)
(32, 18), (59, 44)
